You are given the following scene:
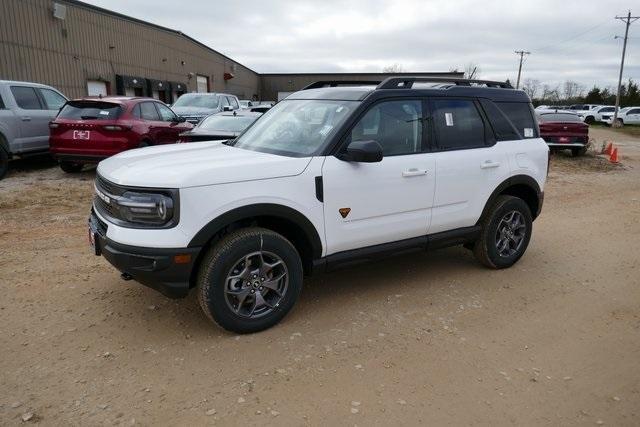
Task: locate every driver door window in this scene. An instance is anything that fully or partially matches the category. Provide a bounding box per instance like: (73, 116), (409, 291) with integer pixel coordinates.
(350, 100), (424, 156)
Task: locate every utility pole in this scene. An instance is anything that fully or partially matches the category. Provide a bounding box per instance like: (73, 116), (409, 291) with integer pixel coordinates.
(514, 50), (530, 89)
(613, 10), (639, 126)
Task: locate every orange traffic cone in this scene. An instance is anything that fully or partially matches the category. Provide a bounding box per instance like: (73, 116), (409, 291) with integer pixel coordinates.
(609, 147), (619, 163)
(603, 142), (613, 155)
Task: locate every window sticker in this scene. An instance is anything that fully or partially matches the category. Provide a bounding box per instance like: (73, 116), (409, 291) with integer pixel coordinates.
(99, 110), (110, 116)
(318, 124), (333, 136)
(523, 128), (533, 137)
(445, 112), (454, 126)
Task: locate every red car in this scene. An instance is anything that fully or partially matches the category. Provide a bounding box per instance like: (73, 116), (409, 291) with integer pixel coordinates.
(535, 109), (589, 157)
(49, 97), (192, 172)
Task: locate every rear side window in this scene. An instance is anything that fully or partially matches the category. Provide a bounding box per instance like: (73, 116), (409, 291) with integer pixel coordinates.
(38, 88), (66, 110)
(140, 102), (160, 121)
(228, 96), (239, 109)
(0, 93), (5, 109)
(479, 99), (520, 141)
(496, 102), (538, 138)
(132, 104), (141, 119)
(10, 86), (43, 110)
(432, 99), (485, 150)
(58, 101), (122, 120)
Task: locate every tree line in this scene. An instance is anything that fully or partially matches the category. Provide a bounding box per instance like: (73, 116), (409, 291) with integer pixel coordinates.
(521, 78), (640, 107)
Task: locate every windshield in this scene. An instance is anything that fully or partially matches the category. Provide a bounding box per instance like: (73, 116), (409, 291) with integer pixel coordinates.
(173, 94), (219, 109)
(57, 101), (122, 120)
(198, 115), (258, 132)
(231, 99), (358, 156)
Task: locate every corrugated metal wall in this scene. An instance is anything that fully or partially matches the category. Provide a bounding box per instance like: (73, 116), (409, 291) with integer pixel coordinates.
(0, 0), (260, 99)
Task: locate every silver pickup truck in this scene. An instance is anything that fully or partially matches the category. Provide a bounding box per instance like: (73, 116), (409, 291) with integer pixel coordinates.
(0, 80), (68, 179)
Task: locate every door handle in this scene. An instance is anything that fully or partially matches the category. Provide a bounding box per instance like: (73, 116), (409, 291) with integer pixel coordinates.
(480, 160), (500, 169)
(402, 168), (428, 177)
(21, 116), (31, 121)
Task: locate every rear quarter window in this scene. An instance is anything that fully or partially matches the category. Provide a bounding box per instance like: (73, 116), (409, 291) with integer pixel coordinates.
(496, 102), (538, 138)
(58, 101), (122, 120)
(479, 99), (520, 141)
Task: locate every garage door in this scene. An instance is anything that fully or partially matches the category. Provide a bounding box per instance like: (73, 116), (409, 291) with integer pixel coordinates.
(196, 75), (209, 93)
(87, 80), (107, 96)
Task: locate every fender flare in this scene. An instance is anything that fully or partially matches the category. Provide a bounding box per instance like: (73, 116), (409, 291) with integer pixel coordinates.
(188, 203), (323, 259)
(478, 175), (542, 223)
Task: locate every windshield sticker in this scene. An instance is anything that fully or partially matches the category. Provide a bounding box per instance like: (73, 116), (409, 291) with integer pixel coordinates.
(318, 125), (333, 136)
(99, 110), (110, 116)
(445, 112), (454, 126)
(524, 128), (533, 137)
(336, 106), (344, 113)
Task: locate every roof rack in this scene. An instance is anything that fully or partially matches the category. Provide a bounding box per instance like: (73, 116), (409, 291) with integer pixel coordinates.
(302, 80), (381, 90)
(377, 76), (513, 89)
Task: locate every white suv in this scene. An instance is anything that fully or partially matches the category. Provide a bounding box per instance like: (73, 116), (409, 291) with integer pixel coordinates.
(89, 77), (549, 333)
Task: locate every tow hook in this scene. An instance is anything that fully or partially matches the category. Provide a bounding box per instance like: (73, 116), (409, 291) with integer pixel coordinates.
(121, 272), (133, 281)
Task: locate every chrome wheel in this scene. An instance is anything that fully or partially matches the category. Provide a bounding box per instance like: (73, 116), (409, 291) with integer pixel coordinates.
(495, 210), (527, 258)
(224, 251), (288, 318)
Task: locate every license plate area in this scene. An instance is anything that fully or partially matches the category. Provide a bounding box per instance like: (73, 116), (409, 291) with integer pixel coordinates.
(73, 130), (91, 140)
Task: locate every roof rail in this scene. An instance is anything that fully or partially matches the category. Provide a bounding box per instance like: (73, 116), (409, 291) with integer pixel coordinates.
(302, 80), (381, 90)
(377, 76), (513, 89)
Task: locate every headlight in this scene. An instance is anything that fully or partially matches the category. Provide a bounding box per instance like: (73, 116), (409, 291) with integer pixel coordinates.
(94, 176), (179, 228)
(116, 191), (174, 225)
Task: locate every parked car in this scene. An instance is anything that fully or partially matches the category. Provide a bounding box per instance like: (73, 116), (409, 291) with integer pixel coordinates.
(568, 104), (600, 111)
(0, 80), (68, 179)
(49, 97), (192, 172)
(178, 111), (262, 143)
(238, 100), (257, 109)
(602, 106), (640, 126)
(580, 105), (615, 124)
(88, 77), (548, 333)
(536, 109), (588, 156)
(172, 93), (241, 124)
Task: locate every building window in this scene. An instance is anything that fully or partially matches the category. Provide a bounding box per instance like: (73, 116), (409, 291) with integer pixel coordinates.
(196, 75), (209, 93)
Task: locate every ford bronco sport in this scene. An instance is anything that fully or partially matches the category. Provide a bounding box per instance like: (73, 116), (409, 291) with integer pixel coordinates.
(89, 77), (548, 333)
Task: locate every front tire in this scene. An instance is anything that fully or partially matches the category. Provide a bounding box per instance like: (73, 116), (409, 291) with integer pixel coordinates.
(197, 227), (303, 333)
(59, 161), (83, 173)
(474, 195), (533, 269)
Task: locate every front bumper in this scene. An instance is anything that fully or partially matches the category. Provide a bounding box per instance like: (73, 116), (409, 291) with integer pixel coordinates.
(89, 211), (201, 299)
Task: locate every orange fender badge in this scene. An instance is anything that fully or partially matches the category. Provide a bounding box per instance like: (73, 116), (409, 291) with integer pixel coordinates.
(339, 208), (351, 218)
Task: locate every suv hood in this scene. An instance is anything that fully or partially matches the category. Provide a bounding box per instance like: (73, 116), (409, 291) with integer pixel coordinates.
(172, 106), (217, 116)
(97, 142), (312, 188)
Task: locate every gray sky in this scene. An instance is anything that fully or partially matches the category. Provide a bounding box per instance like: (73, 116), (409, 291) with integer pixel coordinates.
(84, 0), (638, 92)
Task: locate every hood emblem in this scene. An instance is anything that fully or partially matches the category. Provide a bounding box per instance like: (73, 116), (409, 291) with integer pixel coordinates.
(339, 208), (351, 218)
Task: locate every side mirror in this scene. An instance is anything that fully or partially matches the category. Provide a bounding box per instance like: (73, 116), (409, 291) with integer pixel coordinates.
(338, 140), (383, 163)
(222, 106), (233, 112)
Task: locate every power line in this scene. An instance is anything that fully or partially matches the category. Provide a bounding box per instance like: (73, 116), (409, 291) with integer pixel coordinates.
(613, 10), (639, 125)
(533, 21), (610, 52)
(514, 50), (530, 89)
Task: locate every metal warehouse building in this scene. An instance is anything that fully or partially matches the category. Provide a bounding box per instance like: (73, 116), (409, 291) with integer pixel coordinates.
(1, 0), (461, 102)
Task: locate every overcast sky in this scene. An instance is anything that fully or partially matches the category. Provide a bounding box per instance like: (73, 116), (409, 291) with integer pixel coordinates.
(85, 0), (638, 92)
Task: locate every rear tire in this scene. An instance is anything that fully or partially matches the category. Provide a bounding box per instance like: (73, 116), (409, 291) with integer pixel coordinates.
(584, 116), (595, 124)
(474, 195), (533, 269)
(59, 161), (83, 173)
(571, 146), (587, 157)
(614, 118), (624, 128)
(0, 147), (9, 180)
(138, 140), (151, 148)
(197, 227), (303, 334)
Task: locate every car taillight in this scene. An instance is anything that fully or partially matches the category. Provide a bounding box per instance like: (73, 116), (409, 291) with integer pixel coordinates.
(49, 122), (59, 129)
(103, 125), (131, 131)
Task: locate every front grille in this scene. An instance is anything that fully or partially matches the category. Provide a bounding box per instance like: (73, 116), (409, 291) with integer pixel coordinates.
(94, 174), (125, 221)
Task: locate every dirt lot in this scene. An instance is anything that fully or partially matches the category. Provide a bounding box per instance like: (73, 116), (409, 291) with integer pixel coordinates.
(1, 127), (639, 426)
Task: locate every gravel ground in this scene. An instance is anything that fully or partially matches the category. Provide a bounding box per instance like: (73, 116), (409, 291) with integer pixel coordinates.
(1, 127), (639, 426)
